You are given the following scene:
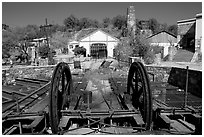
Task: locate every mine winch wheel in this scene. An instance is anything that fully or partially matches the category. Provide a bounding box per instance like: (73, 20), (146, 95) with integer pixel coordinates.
(49, 62), (73, 134)
(127, 62), (152, 130)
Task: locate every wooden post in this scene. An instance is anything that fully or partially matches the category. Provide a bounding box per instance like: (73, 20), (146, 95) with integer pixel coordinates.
(40, 18), (53, 65)
(184, 66), (189, 108)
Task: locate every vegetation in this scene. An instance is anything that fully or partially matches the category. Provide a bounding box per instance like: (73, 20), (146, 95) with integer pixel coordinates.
(73, 46), (86, 56)
(38, 43), (50, 58)
(150, 45), (164, 54)
(2, 13), (177, 65)
(114, 31), (155, 64)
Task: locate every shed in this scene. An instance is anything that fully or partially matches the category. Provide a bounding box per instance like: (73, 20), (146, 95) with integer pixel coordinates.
(147, 31), (177, 57)
(68, 28), (119, 58)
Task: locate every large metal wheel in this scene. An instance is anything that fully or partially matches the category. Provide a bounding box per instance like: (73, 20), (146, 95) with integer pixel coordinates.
(49, 62), (72, 134)
(127, 62), (152, 130)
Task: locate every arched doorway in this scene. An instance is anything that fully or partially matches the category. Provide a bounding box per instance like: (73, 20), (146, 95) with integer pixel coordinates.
(90, 43), (107, 58)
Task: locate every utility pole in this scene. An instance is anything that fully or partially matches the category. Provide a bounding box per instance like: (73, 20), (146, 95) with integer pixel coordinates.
(40, 18), (53, 65)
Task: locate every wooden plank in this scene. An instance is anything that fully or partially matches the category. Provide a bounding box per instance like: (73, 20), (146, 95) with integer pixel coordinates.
(160, 115), (172, 124)
(117, 128), (134, 134)
(170, 120), (192, 133)
(27, 116), (44, 128)
(23, 78), (49, 84)
(101, 127), (134, 134)
(132, 114), (145, 125)
(126, 104), (144, 125)
(58, 116), (70, 128)
(2, 99), (15, 105)
(26, 96), (49, 113)
(64, 128), (94, 135)
(3, 82), (50, 113)
(59, 94), (80, 129)
(2, 95), (12, 101)
(15, 78), (42, 88)
(2, 87), (36, 99)
(177, 119), (195, 131)
(3, 126), (18, 135)
(126, 103), (135, 111)
(101, 127), (117, 134)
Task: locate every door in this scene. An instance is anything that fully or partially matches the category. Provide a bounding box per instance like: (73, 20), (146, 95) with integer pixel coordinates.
(90, 43), (107, 58)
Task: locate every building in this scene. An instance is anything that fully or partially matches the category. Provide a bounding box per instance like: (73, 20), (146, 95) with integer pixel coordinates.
(68, 28), (119, 58)
(147, 30), (177, 57)
(177, 13), (202, 53)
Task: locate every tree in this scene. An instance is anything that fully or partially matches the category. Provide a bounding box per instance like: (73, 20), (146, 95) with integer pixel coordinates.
(102, 17), (112, 28)
(160, 23), (168, 31)
(90, 19), (100, 28)
(12, 26), (37, 63)
(50, 31), (69, 53)
(73, 46), (86, 56)
(149, 18), (160, 34)
(24, 25), (40, 39)
(64, 14), (79, 31)
(50, 24), (66, 33)
(114, 38), (133, 62)
(2, 30), (18, 58)
(79, 17), (92, 29)
(167, 25), (177, 35)
(38, 43), (49, 58)
(112, 15), (127, 30)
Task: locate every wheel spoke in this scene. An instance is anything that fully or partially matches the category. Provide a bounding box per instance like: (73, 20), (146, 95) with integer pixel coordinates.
(62, 72), (65, 93)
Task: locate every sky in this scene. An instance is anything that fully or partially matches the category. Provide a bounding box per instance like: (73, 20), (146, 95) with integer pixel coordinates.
(2, 1), (202, 28)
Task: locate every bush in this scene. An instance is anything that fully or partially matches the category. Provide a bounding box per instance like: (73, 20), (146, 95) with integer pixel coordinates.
(114, 39), (133, 62)
(143, 50), (155, 64)
(150, 45), (163, 54)
(74, 46), (86, 56)
(38, 44), (49, 58)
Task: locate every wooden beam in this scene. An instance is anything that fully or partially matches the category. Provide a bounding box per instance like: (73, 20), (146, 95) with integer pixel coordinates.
(170, 120), (192, 133)
(3, 82), (50, 113)
(177, 119), (195, 131)
(58, 116), (70, 128)
(26, 96), (49, 113)
(126, 104), (145, 125)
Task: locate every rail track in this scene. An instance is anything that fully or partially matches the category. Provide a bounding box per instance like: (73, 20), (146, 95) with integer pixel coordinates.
(2, 61), (202, 135)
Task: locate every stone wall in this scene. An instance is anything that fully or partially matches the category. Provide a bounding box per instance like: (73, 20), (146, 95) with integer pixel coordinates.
(146, 66), (171, 82)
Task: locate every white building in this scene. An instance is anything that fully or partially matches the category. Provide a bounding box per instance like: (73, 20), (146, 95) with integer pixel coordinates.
(68, 28), (119, 58)
(177, 13), (202, 52)
(147, 31), (177, 57)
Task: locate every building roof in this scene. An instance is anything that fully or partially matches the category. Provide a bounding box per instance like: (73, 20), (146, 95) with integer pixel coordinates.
(177, 18), (196, 24)
(196, 13), (202, 18)
(177, 13), (202, 24)
(147, 30), (176, 39)
(146, 30), (177, 44)
(72, 28), (120, 41)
